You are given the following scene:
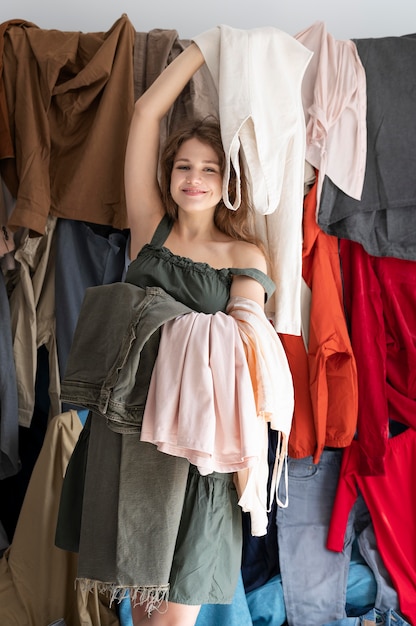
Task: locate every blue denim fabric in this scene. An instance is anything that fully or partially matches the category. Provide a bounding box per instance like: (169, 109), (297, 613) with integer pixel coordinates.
(246, 574), (286, 625)
(196, 573), (252, 626)
(243, 557), (377, 626)
(276, 450), (355, 626)
(356, 522), (400, 612)
(60, 283), (193, 433)
(322, 607), (411, 625)
(55, 218), (127, 397)
(346, 562), (376, 615)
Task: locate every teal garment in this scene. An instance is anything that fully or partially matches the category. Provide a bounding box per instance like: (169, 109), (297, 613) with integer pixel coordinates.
(125, 214), (275, 314)
(196, 574), (252, 626)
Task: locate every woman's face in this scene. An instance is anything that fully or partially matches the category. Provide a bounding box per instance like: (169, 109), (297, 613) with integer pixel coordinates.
(170, 138), (223, 214)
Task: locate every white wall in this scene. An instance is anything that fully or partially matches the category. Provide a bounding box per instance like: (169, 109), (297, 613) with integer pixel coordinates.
(1, 0), (416, 40)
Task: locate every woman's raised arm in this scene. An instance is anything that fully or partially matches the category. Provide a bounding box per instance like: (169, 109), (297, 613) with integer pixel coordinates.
(124, 42), (205, 259)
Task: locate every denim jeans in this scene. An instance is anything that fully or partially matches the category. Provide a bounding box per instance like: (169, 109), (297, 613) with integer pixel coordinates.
(246, 574), (286, 626)
(276, 450), (354, 625)
(54, 218), (127, 408)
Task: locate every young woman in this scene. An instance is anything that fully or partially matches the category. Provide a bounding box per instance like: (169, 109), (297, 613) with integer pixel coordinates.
(121, 41), (273, 626)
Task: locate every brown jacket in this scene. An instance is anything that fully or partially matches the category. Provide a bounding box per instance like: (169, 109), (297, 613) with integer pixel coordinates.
(1, 15), (135, 234)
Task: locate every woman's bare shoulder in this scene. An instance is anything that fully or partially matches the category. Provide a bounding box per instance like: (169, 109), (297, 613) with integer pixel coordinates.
(230, 239), (268, 272)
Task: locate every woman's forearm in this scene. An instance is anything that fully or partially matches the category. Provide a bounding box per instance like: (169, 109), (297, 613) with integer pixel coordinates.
(135, 42), (205, 122)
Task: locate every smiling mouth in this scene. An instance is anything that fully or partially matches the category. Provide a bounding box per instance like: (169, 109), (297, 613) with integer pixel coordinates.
(183, 188), (206, 195)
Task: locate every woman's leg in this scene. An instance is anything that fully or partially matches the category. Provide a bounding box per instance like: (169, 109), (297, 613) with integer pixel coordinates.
(131, 600), (201, 626)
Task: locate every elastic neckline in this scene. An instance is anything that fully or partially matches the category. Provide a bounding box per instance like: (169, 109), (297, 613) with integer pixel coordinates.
(148, 214), (276, 298)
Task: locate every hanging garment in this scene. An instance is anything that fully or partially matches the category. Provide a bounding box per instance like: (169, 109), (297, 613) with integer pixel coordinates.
(1, 15), (135, 235)
(339, 239), (416, 475)
(194, 25), (313, 334)
(133, 30), (218, 146)
(280, 178), (358, 463)
(54, 218), (128, 398)
(295, 21), (367, 207)
(0, 174), (15, 262)
(0, 19), (36, 164)
(276, 450), (350, 626)
(318, 35), (416, 260)
(7, 216), (60, 427)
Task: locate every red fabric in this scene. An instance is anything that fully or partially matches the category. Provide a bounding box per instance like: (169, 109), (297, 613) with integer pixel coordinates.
(327, 428), (416, 625)
(280, 179), (358, 462)
(340, 239), (416, 475)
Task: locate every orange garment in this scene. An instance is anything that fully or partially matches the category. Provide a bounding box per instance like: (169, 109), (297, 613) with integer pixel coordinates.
(228, 296), (294, 535)
(280, 178), (358, 463)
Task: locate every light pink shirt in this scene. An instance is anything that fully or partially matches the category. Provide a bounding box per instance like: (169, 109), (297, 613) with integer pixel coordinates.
(141, 298), (294, 536)
(140, 311), (262, 474)
(295, 21), (367, 206)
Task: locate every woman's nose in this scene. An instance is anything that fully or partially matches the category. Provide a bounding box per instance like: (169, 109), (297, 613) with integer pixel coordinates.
(186, 171), (201, 184)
